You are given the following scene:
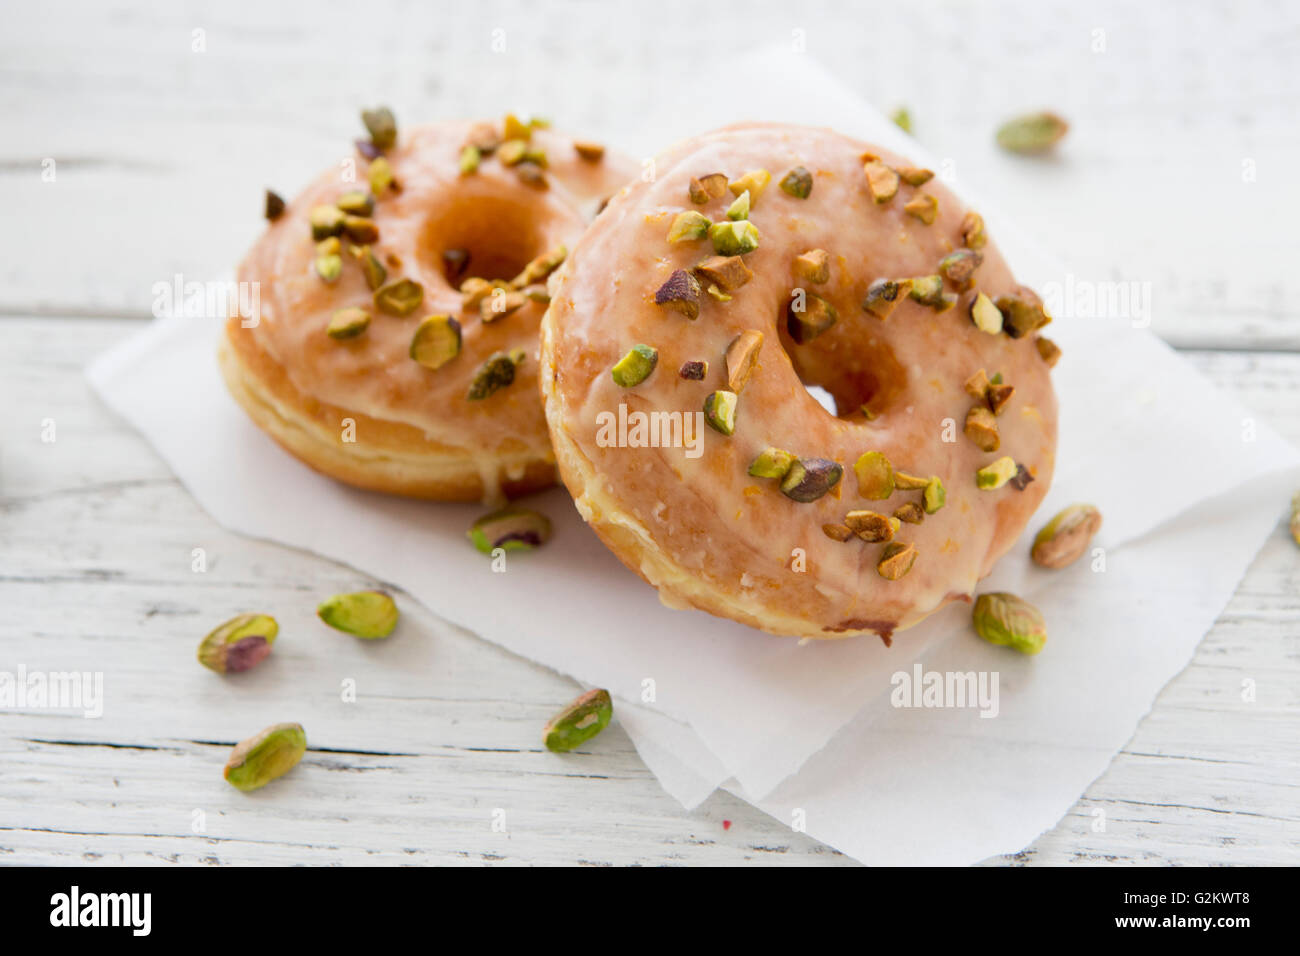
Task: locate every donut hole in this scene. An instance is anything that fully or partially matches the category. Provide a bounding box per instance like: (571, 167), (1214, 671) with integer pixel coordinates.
(778, 317), (908, 421)
(421, 193), (545, 285)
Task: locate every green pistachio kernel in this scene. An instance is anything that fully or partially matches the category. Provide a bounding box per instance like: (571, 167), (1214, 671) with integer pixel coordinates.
(317, 590), (399, 639)
(972, 592), (1047, 654)
(361, 106), (397, 149)
(224, 722), (306, 792)
(909, 274), (945, 307)
(350, 245), (387, 290)
(938, 249), (983, 285)
(409, 314), (462, 369)
(327, 307), (371, 339)
(863, 160), (899, 202)
(459, 145), (481, 174)
(368, 156), (395, 195)
(862, 278), (914, 320)
(310, 205), (346, 240)
(543, 688), (613, 753)
(342, 216), (379, 244)
(728, 169), (771, 203)
(336, 190), (374, 216)
(891, 107), (912, 133)
(854, 451), (895, 499)
(995, 112), (1069, 154)
(667, 210), (711, 242)
(511, 244), (567, 288)
(748, 446), (796, 479)
(1031, 504), (1103, 569)
(611, 344), (659, 387)
(709, 220), (760, 256)
(315, 253), (342, 283)
(893, 471), (929, 490)
(496, 138), (528, 165)
(503, 112), (531, 141)
(878, 542), (918, 580)
(469, 507), (553, 554)
(197, 612), (278, 674)
(703, 390), (739, 436)
(781, 457), (843, 503)
(779, 166), (813, 198)
(903, 193), (938, 224)
(785, 292), (838, 344)
(923, 476), (946, 514)
(467, 349), (526, 400)
(373, 278), (424, 317)
(996, 288), (1051, 338)
(970, 292), (1003, 334)
(725, 189), (750, 221)
(976, 456), (1018, 489)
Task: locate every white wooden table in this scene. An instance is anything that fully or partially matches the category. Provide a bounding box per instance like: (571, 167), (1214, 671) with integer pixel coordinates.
(3, 0), (1298, 865)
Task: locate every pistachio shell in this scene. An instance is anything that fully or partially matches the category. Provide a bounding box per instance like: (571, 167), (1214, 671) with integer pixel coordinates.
(1031, 504), (1102, 569)
(469, 507), (553, 554)
(543, 689), (613, 753)
(973, 592), (1046, 654)
(197, 612), (278, 674)
(224, 722), (306, 792)
(317, 591), (399, 639)
(611, 344), (659, 387)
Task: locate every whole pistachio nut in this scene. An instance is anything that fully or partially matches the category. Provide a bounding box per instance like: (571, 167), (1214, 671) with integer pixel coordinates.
(976, 456), (1019, 490)
(779, 166), (813, 198)
(923, 476), (946, 514)
(709, 220), (760, 256)
(654, 269), (703, 320)
(668, 210), (712, 243)
(409, 314), (462, 369)
(786, 292), (838, 344)
(972, 592), (1046, 654)
(373, 278), (424, 316)
(197, 612), (278, 674)
(728, 169), (771, 203)
(780, 457), (842, 503)
(862, 278), (913, 320)
(327, 307), (371, 340)
(361, 106), (397, 149)
(543, 688), (613, 753)
(1031, 504), (1102, 569)
(996, 111), (1069, 154)
(611, 344), (658, 387)
(703, 389), (739, 436)
(748, 446), (796, 479)
(264, 189), (286, 221)
(317, 591), (399, 639)
(467, 350), (525, 400)
(224, 722), (306, 792)
(854, 451), (895, 500)
(469, 507), (553, 554)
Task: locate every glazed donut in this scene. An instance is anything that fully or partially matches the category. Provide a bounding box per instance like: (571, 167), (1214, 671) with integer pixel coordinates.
(540, 123), (1059, 643)
(220, 113), (635, 503)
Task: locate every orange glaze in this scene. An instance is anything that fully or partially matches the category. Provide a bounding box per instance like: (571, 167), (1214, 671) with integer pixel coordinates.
(540, 123), (1057, 641)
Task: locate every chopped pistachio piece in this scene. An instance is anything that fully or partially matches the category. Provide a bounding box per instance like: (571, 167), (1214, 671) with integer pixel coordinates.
(264, 189), (286, 221)
(1009, 464), (1035, 491)
(964, 369), (991, 400)
(368, 156), (395, 195)
(502, 113), (531, 141)
(441, 248), (470, 283)
(679, 360), (708, 380)
(961, 210), (987, 249)
(459, 144), (481, 174)
(327, 307), (371, 339)
(466, 122), (502, 154)
(611, 344), (659, 387)
(709, 219), (760, 256)
(725, 330), (763, 394)
(779, 166), (813, 198)
(346, 246), (382, 289)
(409, 314), (462, 369)
(522, 283), (550, 304)
(894, 501), (925, 525)
(823, 523), (853, 542)
(909, 274), (945, 307)
(310, 205), (346, 240)
(990, 372), (1004, 385)
(1032, 504), (1102, 569)
(780, 458), (842, 502)
(903, 193), (938, 225)
(479, 288), (527, 323)
(725, 189), (751, 221)
(1035, 336), (1062, 367)
(877, 542), (918, 580)
(694, 255), (752, 292)
(703, 390), (738, 436)
(973, 592), (1046, 654)
(317, 591), (399, 639)
(515, 161), (547, 188)
(996, 287), (1051, 338)
(793, 249), (830, 284)
(315, 253), (342, 283)
(342, 215), (379, 244)
(361, 107), (397, 149)
(923, 476), (946, 514)
(786, 292), (838, 344)
(863, 160), (899, 202)
(854, 451), (895, 500)
(970, 292), (1003, 334)
(574, 140), (605, 161)
(460, 277), (496, 310)
(964, 406), (1000, 452)
(654, 269), (703, 319)
(845, 510), (899, 543)
(668, 210), (711, 242)
(862, 278), (913, 319)
(939, 249), (983, 286)
(224, 722), (306, 792)
(513, 245), (567, 287)
(470, 506), (552, 554)
(897, 167), (934, 187)
(355, 139), (382, 161)
(496, 138), (528, 166)
(728, 169), (771, 203)
(688, 172), (729, 204)
(543, 688), (612, 752)
(748, 446), (796, 479)
(987, 383), (1015, 415)
(522, 144), (548, 167)
(996, 111), (1069, 154)
(890, 107), (912, 133)
(373, 278), (423, 316)
(893, 471), (929, 490)
(976, 456), (1018, 489)
(706, 284), (731, 302)
(336, 191), (374, 216)
(467, 349), (526, 401)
